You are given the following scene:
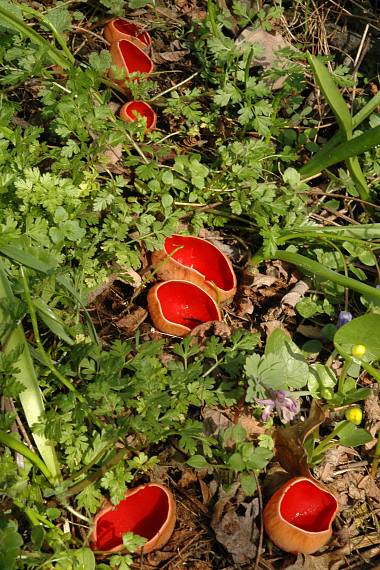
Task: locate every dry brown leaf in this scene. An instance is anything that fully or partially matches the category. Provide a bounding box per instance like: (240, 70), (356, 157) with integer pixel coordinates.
(281, 280), (309, 307)
(297, 324), (323, 339)
(315, 445), (357, 483)
(116, 307), (147, 336)
(357, 474), (380, 504)
(211, 483), (259, 565)
(284, 553), (341, 570)
(261, 319), (291, 338)
(364, 387), (380, 450)
(274, 400), (326, 478)
(177, 468), (198, 489)
(237, 414), (267, 439)
(154, 49), (189, 63)
(202, 407), (231, 437)
(235, 27), (292, 89)
(252, 274), (277, 289)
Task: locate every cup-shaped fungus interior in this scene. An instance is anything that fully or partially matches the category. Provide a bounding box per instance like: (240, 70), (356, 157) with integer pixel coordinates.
(123, 102), (155, 127)
(94, 486), (169, 551)
(164, 235), (235, 291)
(118, 40), (153, 74)
(114, 19), (150, 46)
(157, 281), (220, 330)
(280, 479), (337, 533)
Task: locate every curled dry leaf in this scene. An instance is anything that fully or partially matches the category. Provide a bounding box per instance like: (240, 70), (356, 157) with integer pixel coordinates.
(211, 482), (259, 565)
(274, 399), (326, 479)
(281, 280), (309, 308)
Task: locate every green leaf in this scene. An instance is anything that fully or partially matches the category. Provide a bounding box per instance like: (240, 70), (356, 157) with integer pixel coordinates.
(244, 353), (261, 378)
(72, 548), (96, 570)
(307, 54), (352, 137)
(0, 519), (23, 570)
(187, 455), (209, 469)
(228, 452), (244, 471)
(337, 422), (372, 447)
(122, 532), (147, 553)
(240, 473), (257, 496)
(0, 245), (56, 274)
(346, 156), (369, 200)
(33, 298), (74, 345)
(300, 125), (380, 178)
(334, 314), (380, 362)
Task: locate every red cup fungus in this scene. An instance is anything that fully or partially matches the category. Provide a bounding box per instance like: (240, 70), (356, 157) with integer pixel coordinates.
(263, 476), (338, 554)
(151, 234), (237, 304)
(104, 18), (152, 50)
(147, 280), (222, 337)
(109, 39), (154, 86)
(120, 101), (157, 131)
(90, 483), (176, 554)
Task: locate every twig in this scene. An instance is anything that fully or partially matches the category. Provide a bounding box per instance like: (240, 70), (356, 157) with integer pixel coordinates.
(253, 471), (264, 570)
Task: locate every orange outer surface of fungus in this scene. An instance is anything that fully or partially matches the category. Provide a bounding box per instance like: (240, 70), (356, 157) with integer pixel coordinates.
(263, 476), (338, 554)
(151, 234), (237, 304)
(90, 483), (176, 554)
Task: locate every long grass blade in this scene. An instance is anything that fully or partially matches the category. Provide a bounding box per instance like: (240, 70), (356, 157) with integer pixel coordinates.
(307, 53), (352, 137)
(0, 5), (72, 70)
(299, 125), (380, 178)
(0, 264), (61, 483)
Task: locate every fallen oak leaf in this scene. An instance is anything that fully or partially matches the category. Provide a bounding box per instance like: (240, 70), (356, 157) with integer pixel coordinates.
(274, 399), (327, 478)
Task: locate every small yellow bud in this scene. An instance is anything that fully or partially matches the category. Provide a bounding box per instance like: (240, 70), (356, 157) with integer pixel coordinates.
(351, 344), (366, 358)
(345, 406), (363, 426)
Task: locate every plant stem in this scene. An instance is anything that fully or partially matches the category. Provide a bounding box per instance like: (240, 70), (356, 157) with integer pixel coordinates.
(272, 250), (380, 303)
(338, 357), (353, 394)
(0, 431), (53, 483)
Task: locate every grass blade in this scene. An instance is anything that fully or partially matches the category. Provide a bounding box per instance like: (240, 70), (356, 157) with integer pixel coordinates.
(346, 156), (369, 199)
(307, 53), (352, 137)
(273, 250), (380, 304)
(299, 125), (380, 178)
(0, 5), (72, 70)
(0, 264), (61, 484)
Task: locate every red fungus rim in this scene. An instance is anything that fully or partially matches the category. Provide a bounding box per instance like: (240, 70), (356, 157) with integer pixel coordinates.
(155, 281), (221, 330)
(93, 485), (170, 551)
(279, 478), (338, 533)
(164, 235), (235, 291)
(113, 19), (151, 46)
(123, 101), (155, 128)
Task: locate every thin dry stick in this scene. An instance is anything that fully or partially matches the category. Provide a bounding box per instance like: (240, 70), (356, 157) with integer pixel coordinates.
(253, 471), (264, 570)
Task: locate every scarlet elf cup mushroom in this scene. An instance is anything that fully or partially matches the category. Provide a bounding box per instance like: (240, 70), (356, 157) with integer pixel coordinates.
(108, 39), (154, 85)
(120, 101), (156, 131)
(147, 280), (222, 337)
(90, 483), (176, 554)
(151, 234), (237, 304)
(263, 477), (338, 554)
(104, 18), (152, 50)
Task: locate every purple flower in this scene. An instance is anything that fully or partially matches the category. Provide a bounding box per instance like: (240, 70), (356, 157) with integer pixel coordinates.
(336, 311), (352, 329)
(256, 390), (300, 424)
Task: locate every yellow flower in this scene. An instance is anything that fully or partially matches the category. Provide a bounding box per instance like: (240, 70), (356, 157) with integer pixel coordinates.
(345, 406), (363, 425)
(351, 344), (366, 358)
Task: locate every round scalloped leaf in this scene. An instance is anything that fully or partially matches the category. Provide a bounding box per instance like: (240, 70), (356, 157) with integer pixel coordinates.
(334, 314), (380, 362)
